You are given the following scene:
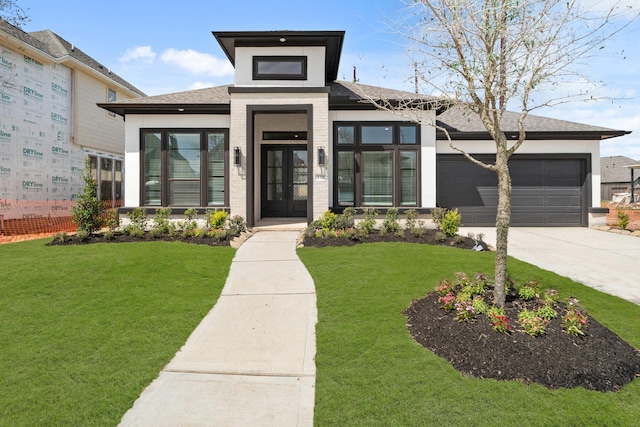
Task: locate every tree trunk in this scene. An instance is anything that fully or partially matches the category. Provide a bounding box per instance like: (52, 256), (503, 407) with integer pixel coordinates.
(493, 150), (512, 307)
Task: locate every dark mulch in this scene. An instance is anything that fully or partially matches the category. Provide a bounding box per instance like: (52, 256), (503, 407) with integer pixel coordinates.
(302, 229), (488, 250)
(404, 292), (640, 392)
(46, 232), (233, 247)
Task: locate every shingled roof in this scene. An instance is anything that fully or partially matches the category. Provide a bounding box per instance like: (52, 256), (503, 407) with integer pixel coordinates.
(436, 106), (628, 140)
(601, 155), (639, 183)
(0, 19), (145, 97)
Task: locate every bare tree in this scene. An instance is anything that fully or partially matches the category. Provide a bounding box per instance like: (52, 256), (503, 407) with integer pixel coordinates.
(359, 0), (638, 306)
(0, 0), (29, 27)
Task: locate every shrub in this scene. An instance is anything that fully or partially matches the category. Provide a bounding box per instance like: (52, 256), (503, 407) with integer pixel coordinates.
(71, 159), (105, 232)
(182, 208), (199, 231)
(338, 227), (359, 240)
(336, 207), (356, 230)
(124, 208), (147, 236)
(441, 208), (462, 237)
(51, 232), (69, 244)
(381, 208), (401, 235)
(103, 230), (115, 240)
(434, 231), (446, 242)
(318, 210), (338, 230)
(228, 215), (247, 237)
(151, 208), (173, 235)
(617, 210), (630, 229)
(207, 209), (228, 229)
(472, 295), (488, 315)
(357, 208), (378, 236)
(104, 209), (120, 232)
(431, 207), (447, 230)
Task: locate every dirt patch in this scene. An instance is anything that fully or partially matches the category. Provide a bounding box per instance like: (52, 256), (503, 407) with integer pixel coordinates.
(404, 292), (640, 392)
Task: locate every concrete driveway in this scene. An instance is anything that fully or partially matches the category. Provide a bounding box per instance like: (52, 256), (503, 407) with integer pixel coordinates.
(459, 227), (640, 305)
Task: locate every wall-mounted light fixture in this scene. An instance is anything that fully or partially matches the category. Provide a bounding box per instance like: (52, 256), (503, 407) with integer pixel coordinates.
(318, 147), (326, 166)
(234, 147), (241, 166)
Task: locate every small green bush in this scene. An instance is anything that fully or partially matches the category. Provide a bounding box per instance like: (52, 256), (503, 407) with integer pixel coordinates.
(336, 207), (356, 230)
(51, 232), (69, 243)
(431, 207), (447, 230)
(152, 208), (173, 235)
(71, 159), (105, 232)
(381, 208), (401, 235)
(104, 209), (120, 232)
(357, 208), (378, 236)
(318, 210), (338, 230)
(124, 208), (147, 236)
(207, 209), (228, 229)
(517, 280), (540, 301)
(441, 208), (461, 237)
(434, 231), (446, 242)
(617, 210), (630, 229)
(228, 215), (247, 236)
(536, 304), (558, 320)
(518, 309), (548, 336)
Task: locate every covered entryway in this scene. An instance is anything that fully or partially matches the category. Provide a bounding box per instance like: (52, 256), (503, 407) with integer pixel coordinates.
(261, 145), (308, 218)
(437, 154), (589, 226)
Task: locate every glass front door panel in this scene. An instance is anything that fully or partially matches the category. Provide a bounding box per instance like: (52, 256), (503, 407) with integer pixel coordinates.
(262, 145), (308, 217)
(292, 149), (308, 201)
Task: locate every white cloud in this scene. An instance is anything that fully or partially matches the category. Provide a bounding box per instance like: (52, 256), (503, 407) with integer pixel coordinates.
(159, 48), (234, 77)
(118, 46), (157, 63)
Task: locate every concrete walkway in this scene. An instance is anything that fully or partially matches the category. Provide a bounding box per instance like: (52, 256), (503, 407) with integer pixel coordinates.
(460, 227), (640, 305)
(118, 231), (317, 426)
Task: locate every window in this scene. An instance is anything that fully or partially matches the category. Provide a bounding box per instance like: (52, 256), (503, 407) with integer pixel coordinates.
(253, 56), (307, 80)
(88, 154), (123, 208)
(140, 129), (228, 207)
(107, 88), (116, 117)
(333, 122), (420, 207)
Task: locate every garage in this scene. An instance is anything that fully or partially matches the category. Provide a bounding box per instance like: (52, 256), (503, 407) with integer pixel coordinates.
(436, 154), (589, 226)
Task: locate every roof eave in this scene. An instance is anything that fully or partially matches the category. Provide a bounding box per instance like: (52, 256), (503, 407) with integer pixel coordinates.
(436, 130), (631, 140)
(97, 103), (230, 117)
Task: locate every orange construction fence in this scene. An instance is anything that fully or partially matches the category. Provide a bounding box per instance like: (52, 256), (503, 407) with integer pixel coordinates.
(0, 199), (122, 244)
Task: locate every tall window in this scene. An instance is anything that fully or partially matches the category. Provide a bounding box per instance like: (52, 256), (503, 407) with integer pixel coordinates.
(141, 129), (228, 207)
(88, 154), (123, 208)
(334, 122), (419, 207)
(107, 88), (116, 117)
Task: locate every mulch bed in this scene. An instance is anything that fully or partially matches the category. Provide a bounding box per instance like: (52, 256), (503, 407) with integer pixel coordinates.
(404, 292), (640, 392)
(46, 232), (233, 247)
(301, 229), (488, 250)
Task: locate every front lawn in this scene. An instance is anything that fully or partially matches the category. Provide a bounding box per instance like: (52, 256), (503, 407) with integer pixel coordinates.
(298, 243), (640, 426)
(0, 239), (235, 426)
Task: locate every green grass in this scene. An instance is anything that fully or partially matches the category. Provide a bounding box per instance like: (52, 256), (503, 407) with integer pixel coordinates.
(298, 243), (640, 426)
(0, 239), (235, 426)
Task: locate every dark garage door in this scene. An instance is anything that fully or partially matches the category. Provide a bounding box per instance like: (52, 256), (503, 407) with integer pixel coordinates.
(436, 155), (588, 226)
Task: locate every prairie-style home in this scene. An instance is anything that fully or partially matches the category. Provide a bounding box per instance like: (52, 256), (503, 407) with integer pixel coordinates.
(100, 30), (628, 227)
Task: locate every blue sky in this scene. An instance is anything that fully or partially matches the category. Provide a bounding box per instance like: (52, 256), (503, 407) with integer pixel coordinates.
(19, 0), (640, 159)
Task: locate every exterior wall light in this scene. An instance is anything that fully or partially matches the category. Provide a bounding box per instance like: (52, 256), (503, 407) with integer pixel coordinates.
(234, 147), (241, 166)
(318, 147), (326, 166)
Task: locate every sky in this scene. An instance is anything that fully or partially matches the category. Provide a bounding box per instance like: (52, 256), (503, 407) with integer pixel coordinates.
(17, 0), (640, 159)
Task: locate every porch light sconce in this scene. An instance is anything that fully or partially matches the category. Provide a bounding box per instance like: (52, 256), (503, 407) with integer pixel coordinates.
(318, 147), (326, 166)
(234, 147), (241, 166)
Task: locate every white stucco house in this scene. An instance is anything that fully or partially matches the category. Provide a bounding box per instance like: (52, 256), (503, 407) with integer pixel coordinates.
(99, 30), (629, 228)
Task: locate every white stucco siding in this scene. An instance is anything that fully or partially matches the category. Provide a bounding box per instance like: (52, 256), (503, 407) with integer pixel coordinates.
(123, 114), (231, 207)
(328, 109), (437, 208)
(436, 138), (601, 209)
(235, 46), (326, 87)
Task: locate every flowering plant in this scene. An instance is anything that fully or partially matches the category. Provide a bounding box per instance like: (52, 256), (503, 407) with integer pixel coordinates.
(438, 292), (456, 311)
(487, 306), (511, 334)
(454, 300), (476, 322)
(436, 280), (452, 297)
(518, 309), (548, 336)
(563, 298), (588, 336)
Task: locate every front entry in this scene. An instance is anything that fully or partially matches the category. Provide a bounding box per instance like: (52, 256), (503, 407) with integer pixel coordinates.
(261, 145), (308, 217)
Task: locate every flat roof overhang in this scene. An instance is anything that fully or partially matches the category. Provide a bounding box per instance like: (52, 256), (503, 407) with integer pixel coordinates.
(97, 103), (230, 116)
(213, 30), (345, 82)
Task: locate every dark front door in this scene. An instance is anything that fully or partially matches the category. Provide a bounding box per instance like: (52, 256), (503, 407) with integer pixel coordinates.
(261, 145), (308, 217)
